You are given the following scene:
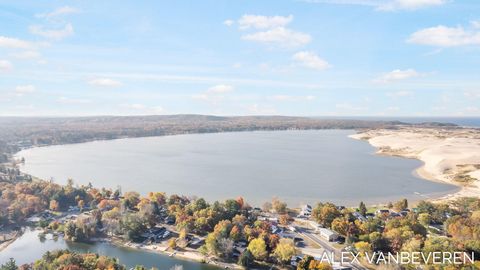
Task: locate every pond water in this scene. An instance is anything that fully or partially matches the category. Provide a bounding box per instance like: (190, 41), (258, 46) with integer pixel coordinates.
(0, 228), (219, 269)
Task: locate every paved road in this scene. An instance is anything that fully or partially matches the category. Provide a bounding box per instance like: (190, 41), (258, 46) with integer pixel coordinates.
(296, 227), (367, 270)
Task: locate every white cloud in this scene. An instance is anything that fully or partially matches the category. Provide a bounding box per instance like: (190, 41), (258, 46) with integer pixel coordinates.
(11, 50), (41, 59)
(269, 95), (316, 101)
(206, 84), (234, 94)
(292, 51), (330, 70)
(122, 103), (145, 110)
(464, 91), (480, 99)
(36, 6), (80, 19)
(223, 19), (234, 27)
(377, 0), (446, 11)
(15, 85), (36, 96)
(119, 104), (165, 114)
(238, 15), (293, 30)
(465, 106), (479, 113)
(386, 106), (400, 111)
(193, 84), (234, 104)
(246, 104), (277, 115)
(387, 90), (413, 97)
(408, 25), (480, 47)
(57, 97), (91, 104)
(0, 60), (12, 71)
(88, 78), (123, 87)
(472, 20), (480, 29)
(373, 69), (420, 83)
(242, 27), (311, 48)
(335, 102), (369, 111)
(0, 36), (34, 49)
(257, 63), (292, 73)
(29, 23), (74, 40)
(233, 14), (311, 48)
(303, 0), (447, 11)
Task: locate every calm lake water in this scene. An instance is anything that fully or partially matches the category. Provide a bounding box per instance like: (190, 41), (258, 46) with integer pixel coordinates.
(0, 228), (219, 269)
(16, 130), (457, 206)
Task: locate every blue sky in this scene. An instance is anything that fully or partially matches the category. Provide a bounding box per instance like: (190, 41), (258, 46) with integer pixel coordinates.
(1, 0), (479, 116)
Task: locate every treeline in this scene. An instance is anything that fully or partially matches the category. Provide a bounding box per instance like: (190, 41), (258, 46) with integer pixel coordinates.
(0, 179), (93, 225)
(1, 250), (125, 270)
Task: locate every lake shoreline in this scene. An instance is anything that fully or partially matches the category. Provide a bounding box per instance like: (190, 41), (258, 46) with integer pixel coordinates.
(350, 127), (480, 203)
(0, 232), (20, 253)
(13, 129), (459, 207)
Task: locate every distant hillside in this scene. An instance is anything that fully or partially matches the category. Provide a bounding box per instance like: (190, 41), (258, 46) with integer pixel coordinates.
(0, 115), (456, 154)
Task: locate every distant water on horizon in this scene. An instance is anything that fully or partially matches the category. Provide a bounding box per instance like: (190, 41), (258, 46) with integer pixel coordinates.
(314, 116), (480, 128)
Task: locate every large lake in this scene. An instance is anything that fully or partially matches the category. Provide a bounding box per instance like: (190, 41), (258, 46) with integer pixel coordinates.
(16, 130), (457, 206)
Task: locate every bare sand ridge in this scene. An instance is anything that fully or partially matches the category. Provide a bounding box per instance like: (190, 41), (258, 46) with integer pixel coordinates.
(350, 127), (480, 202)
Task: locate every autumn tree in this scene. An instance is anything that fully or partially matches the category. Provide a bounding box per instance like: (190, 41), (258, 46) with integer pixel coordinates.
(247, 238), (268, 261)
(418, 213), (431, 226)
(272, 197), (287, 214)
(393, 198), (408, 211)
(49, 200), (59, 211)
(312, 202), (341, 228)
(273, 238), (296, 264)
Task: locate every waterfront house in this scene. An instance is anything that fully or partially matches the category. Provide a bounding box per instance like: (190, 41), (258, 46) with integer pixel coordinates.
(299, 204), (312, 217)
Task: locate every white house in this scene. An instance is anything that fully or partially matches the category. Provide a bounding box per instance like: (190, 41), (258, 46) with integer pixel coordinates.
(299, 204), (312, 217)
(318, 228), (339, 242)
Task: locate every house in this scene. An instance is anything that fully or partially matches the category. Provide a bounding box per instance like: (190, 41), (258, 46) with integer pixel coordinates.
(291, 255), (303, 267)
(390, 212), (402, 218)
(268, 217), (279, 223)
(68, 206), (80, 212)
(26, 216), (42, 223)
(333, 264), (352, 270)
(271, 225), (283, 234)
(299, 204), (312, 217)
(375, 209), (390, 215)
(164, 216), (175, 225)
(141, 226), (167, 242)
(352, 212), (367, 222)
(235, 240), (247, 248)
(318, 228), (339, 242)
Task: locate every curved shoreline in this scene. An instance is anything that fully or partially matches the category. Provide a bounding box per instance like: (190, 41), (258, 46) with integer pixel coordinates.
(13, 129), (457, 207)
(350, 127), (480, 203)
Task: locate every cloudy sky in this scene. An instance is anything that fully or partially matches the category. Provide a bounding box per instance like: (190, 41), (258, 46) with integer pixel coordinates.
(1, 0), (479, 116)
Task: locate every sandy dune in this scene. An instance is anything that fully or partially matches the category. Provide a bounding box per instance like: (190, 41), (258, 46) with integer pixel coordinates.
(350, 127), (480, 201)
